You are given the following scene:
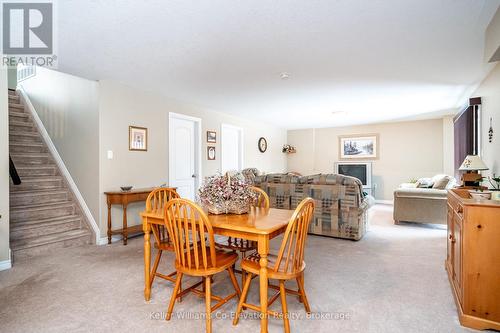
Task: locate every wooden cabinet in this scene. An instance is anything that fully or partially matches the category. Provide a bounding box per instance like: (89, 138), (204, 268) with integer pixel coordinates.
(446, 189), (500, 330)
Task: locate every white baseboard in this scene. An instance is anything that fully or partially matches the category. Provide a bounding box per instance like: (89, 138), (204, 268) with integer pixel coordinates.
(375, 199), (394, 205)
(17, 86), (100, 244)
(0, 250), (12, 271)
(97, 235), (123, 245)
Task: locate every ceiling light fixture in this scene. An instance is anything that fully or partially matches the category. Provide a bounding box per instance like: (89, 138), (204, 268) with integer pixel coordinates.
(331, 111), (347, 115)
(280, 72), (290, 80)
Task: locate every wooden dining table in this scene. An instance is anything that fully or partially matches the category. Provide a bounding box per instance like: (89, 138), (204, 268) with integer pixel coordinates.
(141, 207), (295, 333)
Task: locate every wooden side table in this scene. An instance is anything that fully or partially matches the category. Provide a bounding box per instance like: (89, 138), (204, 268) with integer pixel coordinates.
(104, 188), (156, 245)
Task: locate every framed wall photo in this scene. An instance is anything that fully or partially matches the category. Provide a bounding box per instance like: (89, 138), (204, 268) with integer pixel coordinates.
(207, 130), (217, 143)
(129, 126), (148, 151)
(207, 146), (216, 160)
(339, 134), (378, 160)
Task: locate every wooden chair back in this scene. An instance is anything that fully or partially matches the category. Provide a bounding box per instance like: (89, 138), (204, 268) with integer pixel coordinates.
(249, 186), (270, 209)
(146, 188), (180, 246)
(146, 188), (180, 215)
(274, 197), (315, 274)
(164, 198), (217, 270)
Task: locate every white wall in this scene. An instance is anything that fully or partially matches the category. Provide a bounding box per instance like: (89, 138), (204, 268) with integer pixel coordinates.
(20, 68), (100, 221)
(486, 6), (500, 62)
(0, 69), (10, 267)
(287, 118), (448, 200)
(99, 80), (287, 238)
(474, 62), (500, 179)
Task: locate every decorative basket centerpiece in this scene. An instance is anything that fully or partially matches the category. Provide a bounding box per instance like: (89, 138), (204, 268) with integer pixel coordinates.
(198, 172), (257, 215)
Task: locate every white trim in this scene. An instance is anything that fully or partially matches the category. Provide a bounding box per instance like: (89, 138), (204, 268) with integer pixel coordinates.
(97, 235), (123, 245)
(168, 112), (202, 198)
(220, 123), (244, 172)
(17, 86), (100, 244)
(375, 199), (394, 205)
(0, 249), (12, 271)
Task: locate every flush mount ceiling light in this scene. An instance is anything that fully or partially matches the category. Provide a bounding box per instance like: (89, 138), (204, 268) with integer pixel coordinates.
(280, 72), (290, 80)
(331, 111), (347, 115)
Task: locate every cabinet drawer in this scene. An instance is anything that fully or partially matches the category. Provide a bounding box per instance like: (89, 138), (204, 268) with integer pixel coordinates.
(448, 193), (460, 211)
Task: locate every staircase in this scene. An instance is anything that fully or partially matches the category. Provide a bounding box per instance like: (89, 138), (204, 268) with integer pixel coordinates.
(8, 89), (93, 258)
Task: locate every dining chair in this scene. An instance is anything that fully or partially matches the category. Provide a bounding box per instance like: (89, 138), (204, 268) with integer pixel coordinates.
(215, 186), (270, 285)
(164, 198), (241, 333)
(145, 188), (180, 289)
(233, 197), (315, 333)
(215, 186), (269, 256)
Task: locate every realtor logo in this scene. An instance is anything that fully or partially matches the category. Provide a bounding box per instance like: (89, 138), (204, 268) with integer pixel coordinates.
(2, 2), (53, 54)
(1, 1), (57, 68)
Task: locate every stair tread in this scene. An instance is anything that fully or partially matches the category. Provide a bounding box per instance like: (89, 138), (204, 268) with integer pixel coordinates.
(10, 188), (69, 196)
(9, 120), (34, 126)
(9, 111), (28, 117)
(11, 229), (91, 250)
(15, 164), (55, 169)
(9, 142), (44, 147)
(11, 175), (62, 181)
(10, 152), (49, 157)
(9, 131), (40, 137)
(9, 166), (57, 172)
(12, 163), (57, 171)
(10, 200), (74, 212)
(12, 214), (82, 230)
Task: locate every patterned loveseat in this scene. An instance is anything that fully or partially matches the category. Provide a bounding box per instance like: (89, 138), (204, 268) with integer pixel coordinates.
(250, 172), (370, 240)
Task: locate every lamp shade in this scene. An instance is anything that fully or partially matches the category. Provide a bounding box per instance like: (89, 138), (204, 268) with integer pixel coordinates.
(459, 155), (489, 171)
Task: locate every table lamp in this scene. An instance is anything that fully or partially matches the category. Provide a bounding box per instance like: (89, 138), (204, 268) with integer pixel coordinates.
(459, 155), (488, 187)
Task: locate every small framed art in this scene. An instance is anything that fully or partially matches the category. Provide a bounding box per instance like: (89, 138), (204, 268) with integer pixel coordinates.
(207, 146), (216, 160)
(129, 126), (148, 151)
(207, 131), (217, 143)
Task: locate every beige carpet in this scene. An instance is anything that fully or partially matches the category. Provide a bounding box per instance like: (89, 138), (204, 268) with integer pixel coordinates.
(0, 205), (475, 333)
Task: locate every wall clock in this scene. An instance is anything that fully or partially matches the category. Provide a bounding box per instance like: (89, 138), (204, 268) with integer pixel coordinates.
(258, 137), (267, 153)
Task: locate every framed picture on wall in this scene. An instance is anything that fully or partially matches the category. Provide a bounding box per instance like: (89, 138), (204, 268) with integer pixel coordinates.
(339, 134), (378, 160)
(207, 130), (217, 143)
(207, 146), (216, 160)
(129, 126), (148, 151)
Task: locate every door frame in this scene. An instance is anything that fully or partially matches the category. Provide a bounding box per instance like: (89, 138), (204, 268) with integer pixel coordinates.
(220, 123), (244, 172)
(168, 112), (202, 194)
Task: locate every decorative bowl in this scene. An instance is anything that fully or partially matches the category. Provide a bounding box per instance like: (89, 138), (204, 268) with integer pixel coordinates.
(120, 186), (133, 192)
(468, 190), (492, 200)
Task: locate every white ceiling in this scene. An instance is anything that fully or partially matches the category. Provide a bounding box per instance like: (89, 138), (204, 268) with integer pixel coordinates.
(57, 0), (500, 129)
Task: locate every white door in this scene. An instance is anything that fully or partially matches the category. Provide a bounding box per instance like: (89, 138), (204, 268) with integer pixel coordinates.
(221, 124), (243, 173)
(169, 113), (201, 200)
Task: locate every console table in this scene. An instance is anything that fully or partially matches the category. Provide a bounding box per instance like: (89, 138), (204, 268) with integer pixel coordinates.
(104, 188), (158, 245)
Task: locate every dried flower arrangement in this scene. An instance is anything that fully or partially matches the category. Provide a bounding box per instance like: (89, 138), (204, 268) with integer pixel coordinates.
(198, 172), (257, 214)
(282, 144), (296, 154)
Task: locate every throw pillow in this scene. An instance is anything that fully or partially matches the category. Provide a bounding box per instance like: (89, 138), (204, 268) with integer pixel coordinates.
(417, 178), (434, 188)
(432, 175), (451, 189)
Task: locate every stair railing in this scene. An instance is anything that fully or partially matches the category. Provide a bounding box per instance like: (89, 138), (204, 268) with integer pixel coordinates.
(9, 155), (21, 185)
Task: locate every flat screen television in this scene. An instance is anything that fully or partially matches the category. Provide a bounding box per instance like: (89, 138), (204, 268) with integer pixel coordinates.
(334, 162), (372, 193)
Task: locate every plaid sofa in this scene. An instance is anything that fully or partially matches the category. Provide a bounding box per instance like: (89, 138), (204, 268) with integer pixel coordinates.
(252, 172), (369, 240)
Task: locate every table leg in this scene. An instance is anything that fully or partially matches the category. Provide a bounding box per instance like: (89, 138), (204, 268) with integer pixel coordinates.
(258, 235), (269, 333)
(107, 202), (112, 244)
(144, 219), (151, 301)
(122, 204), (128, 245)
